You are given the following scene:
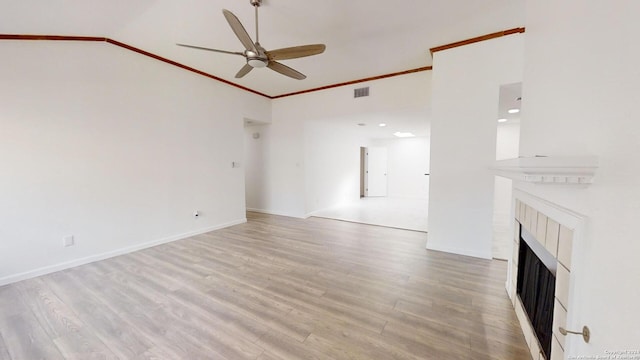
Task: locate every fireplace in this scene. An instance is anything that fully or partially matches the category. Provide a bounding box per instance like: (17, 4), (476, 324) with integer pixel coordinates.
(507, 193), (582, 360)
(517, 226), (556, 359)
(492, 156), (594, 359)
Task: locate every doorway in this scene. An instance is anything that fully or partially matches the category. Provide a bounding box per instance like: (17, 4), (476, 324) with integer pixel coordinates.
(243, 118), (270, 213)
(493, 82), (522, 259)
(361, 146), (388, 197)
(314, 140), (429, 232)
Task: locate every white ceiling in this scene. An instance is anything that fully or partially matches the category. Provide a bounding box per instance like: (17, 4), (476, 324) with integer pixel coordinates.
(1, 0), (526, 97)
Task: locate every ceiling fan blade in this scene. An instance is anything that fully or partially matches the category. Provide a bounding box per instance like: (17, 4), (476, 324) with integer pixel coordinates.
(267, 61), (306, 80)
(235, 64), (253, 78)
(222, 9), (258, 53)
(266, 44), (326, 61)
(176, 43), (244, 56)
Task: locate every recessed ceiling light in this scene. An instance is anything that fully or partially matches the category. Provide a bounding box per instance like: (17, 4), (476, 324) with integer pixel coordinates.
(498, 118), (508, 123)
(393, 132), (415, 138)
(379, 123), (387, 127)
(508, 108), (520, 114)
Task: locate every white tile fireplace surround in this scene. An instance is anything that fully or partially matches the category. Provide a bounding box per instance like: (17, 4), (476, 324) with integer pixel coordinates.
(493, 156), (597, 359)
(508, 192), (585, 360)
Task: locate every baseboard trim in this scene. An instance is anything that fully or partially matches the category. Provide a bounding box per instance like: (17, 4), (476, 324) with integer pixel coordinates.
(0, 218), (246, 287)
(425, 241), (492, 260)
(246, 208), (308, 219)
(304, 207), (336, 219)
(310, 215), (428, 233)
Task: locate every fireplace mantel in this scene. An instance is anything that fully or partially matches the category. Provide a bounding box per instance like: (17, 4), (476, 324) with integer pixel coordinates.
(492, 156), (598, 185)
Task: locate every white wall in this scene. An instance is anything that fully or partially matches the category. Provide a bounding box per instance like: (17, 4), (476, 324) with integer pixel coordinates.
(0, 41), (271, 285)
(518, 0), (640, 354)
(273, 72), (432, 124)
(257, 104), (307, 217)
(244, 123), (271, 212)
(244, 118), (369, 217)
(304, 121), (370, 214)
(496, 122), (520, 161)
(372, 137), (431, 199)
(428, 34), (524, 259)
(266, 72), (430, 218)
(493, 122), (520, 259)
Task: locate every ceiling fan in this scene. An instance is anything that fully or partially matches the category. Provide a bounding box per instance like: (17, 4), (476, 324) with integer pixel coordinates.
(177, 0), (326, 80)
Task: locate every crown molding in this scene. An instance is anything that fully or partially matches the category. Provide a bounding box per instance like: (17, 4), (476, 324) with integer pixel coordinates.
(271, 66), (432, 99)
(0, 34), (106, 41)
(3, 28), (524, 99)
(0, 34), (271, 98)
(104, 39), (270, 98)
(430, 27), (525, 55)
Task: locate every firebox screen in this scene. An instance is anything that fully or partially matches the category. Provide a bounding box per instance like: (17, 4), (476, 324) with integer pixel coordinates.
(517, 229), (556, 359)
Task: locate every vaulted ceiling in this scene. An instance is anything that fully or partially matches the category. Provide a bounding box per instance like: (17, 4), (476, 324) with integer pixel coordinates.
(1, 0), (526, 97)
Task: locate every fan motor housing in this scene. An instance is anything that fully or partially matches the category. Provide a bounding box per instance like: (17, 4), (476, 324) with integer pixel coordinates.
(246, 45), (269, 68)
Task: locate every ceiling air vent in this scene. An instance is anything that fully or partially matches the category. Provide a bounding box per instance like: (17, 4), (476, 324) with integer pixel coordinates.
(354, 87), (370, 98)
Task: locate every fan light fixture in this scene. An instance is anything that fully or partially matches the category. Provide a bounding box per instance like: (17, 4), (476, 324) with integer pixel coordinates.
(248, 59), (268, 68)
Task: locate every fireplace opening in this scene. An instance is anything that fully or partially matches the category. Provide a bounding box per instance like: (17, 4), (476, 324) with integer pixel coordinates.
(517, 225), (556, 359)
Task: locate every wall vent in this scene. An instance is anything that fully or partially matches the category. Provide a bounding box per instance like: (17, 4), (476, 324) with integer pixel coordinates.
(354, 87), (370, 98)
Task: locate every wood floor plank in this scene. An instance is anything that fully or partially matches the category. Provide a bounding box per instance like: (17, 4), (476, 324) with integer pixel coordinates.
(52, 335), (119, 360)
(114, 305), (230, 359)
(0, 286), (27, 318)
(382, 314), (472, 355)
(294, 308), (424, 360)
(0, 313), (65, 360)
(470, 336), (531, 360)
(43, 271), (154, 359)
(256, 351), (285, 360)
(0, 331), (11, 360)
(263, 280), (389, 334)
(134, 305), (257, 360)
(303, 333), (385, 360)
(380, 321), (470, 360)
(0, 212), (529, 359)
(205, 285), (312, 342)
(255, 330), (325, 360)
(77, 258), (262, 358)
(167, 287), (270, 343)
(0, 285), (66, 360)
(14, 278), (117, 360)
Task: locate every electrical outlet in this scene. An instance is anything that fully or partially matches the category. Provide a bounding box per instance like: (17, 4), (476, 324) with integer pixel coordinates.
(63, 235), (75, 247)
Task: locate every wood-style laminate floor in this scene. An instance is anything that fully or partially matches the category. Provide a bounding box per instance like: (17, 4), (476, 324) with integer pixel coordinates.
(0, 212), (530, 360)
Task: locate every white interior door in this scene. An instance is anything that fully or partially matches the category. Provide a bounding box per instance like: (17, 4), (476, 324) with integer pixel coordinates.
(365, 147), (388, 197)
